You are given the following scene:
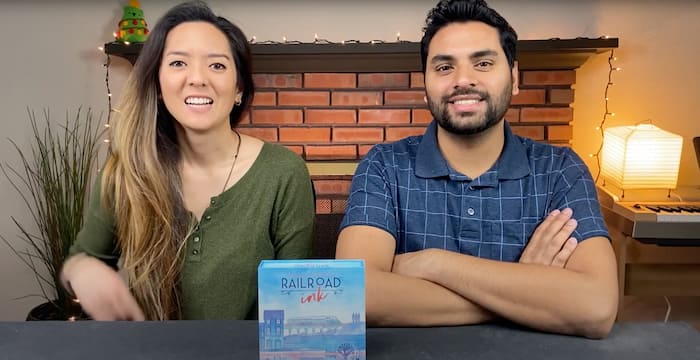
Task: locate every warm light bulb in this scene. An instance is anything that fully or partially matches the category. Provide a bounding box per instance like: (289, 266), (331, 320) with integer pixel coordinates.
(123, 41), (130, 45)
(98, 46), (104, 52)
(282, 36), (287, 42)
(396, 32), (401, 41)
(615, 67), (621, 71)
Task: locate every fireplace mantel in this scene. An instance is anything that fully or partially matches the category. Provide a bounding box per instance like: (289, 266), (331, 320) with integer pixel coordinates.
(105, 37), (618, 72)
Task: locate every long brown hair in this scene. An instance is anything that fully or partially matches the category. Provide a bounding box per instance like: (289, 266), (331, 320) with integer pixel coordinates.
(102, 0), (254, 320)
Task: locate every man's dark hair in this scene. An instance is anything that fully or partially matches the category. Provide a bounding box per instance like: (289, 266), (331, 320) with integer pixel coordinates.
(420, 0), (518, 72)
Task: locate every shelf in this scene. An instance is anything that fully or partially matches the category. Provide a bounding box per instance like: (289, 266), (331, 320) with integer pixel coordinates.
(104, 42), (143, 66)
(104, 37), (618, 72)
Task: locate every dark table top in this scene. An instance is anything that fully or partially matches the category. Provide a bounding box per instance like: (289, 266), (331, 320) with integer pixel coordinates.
(1, 320), (698, 359)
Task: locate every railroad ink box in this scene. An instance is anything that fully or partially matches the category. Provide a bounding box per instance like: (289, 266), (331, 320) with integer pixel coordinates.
(258, 259), (366, 360)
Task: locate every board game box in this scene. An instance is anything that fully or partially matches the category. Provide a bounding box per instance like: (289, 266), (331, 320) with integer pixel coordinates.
(258, 259), (366, 360)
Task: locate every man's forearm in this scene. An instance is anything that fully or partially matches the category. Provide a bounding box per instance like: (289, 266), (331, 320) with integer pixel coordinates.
(365, 268), (494, 327)
(420, 244), (617, 338)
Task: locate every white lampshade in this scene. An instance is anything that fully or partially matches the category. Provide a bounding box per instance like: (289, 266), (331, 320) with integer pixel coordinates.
(601, 124), (683, 189)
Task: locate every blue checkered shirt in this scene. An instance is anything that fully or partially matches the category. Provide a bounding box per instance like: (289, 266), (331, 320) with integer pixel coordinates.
(340, 121), (609, 262)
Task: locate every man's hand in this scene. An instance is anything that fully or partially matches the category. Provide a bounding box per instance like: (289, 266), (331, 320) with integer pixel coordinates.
(394, 208), (578, 278)
(520, 208), (578, 267)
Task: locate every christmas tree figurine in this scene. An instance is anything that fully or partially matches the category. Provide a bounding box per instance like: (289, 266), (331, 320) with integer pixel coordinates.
(116, 0), (149, 43)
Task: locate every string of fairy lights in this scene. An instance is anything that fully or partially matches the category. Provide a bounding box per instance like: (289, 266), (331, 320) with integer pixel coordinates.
(97, 44), (113, 148)
(248, 32), (410, 45)
(591, 47), (620, 183)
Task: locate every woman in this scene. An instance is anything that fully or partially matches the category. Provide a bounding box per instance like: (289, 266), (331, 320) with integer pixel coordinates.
(61, 1), (315, 320)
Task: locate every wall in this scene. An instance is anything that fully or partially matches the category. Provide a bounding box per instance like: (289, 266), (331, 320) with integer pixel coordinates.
(574, 0), (700, 186)
(0, 0), (698, 320)
(246, 69), (578, 213)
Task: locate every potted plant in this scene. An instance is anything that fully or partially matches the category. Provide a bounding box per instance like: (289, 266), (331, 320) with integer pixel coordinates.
(1, 107), (104, 320)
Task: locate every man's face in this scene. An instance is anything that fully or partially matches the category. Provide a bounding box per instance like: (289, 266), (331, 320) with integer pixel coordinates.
(424, 21), (519, 136)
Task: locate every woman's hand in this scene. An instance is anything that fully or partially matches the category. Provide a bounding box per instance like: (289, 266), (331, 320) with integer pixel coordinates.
(61, 253), (145, 321)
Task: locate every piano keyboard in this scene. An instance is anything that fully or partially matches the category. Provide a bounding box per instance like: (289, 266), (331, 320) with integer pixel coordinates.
(633, 204), (700, 223)
(596, 186), (700, 244)
(612, 202), (700, 242)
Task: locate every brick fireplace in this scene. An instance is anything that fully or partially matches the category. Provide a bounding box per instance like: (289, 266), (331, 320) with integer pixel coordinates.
(105, 38), (618, 214)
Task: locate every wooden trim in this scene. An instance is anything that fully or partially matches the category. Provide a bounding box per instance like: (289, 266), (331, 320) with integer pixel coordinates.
(306, 162), (358, 176)
(105, 38), (619, 71)
(105, 42), (142, 65)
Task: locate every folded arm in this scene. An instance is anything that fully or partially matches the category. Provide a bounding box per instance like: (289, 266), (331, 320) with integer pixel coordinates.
(394, 236), (618, 338)
(336, 225), (494, 327)
(337, 208), (617, 337)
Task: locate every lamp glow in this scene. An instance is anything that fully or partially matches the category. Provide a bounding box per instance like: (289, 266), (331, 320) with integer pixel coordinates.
(601, 124), (683, 189)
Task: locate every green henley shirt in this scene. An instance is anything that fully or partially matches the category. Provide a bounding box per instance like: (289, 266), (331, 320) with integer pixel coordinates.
(69, 143), (315, 319)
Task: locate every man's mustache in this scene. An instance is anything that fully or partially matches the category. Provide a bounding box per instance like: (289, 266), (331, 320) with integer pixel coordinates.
(441, 87), (489, 102)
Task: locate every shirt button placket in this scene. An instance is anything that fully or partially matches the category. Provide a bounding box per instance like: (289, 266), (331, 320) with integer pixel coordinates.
(191, 207), (212, 260)
(465, 183), (477, 217)
(191, 234), (202, 259)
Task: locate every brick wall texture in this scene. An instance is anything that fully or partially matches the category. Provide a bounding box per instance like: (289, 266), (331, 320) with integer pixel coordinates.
(239, 70), (576, 213)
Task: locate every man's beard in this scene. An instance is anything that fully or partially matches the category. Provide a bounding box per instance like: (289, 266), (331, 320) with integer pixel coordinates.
(428, 83), (512, 136)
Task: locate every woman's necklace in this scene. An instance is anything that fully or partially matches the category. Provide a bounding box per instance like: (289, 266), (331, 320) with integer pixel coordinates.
(220, 130), (242, 193)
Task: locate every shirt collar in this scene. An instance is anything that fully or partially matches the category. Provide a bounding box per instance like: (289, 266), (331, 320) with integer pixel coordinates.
(497, 122), (531, 180)
(415, 120), (531, 181)
(415, 121), (450, 178)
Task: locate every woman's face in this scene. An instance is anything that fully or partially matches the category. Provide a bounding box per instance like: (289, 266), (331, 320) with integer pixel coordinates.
(158, 21), (240, 134)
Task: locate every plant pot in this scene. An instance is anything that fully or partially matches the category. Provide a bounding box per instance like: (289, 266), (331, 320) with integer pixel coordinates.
(26, 300), (90, 321)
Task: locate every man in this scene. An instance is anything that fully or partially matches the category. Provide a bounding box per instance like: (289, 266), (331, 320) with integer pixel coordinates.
(336, 0), (618, 338)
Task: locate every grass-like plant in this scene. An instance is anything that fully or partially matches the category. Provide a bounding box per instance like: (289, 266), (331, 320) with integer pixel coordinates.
(1, 107), (104, 319)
